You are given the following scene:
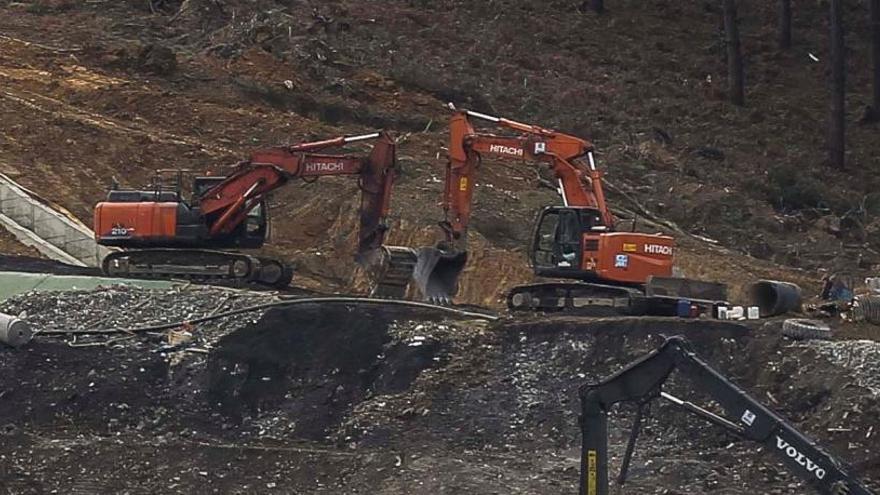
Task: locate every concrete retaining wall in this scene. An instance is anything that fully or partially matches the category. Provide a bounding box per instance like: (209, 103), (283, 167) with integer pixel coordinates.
(0, 173), (113, 267)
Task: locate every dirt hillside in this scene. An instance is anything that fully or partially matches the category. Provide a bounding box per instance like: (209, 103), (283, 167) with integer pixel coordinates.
(2, 0), (879, 303)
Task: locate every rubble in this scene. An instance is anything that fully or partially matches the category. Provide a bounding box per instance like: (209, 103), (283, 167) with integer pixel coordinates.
(800, 339), (880, 397)
(0, 292), (878, 493)
(0, 284), (278, 350)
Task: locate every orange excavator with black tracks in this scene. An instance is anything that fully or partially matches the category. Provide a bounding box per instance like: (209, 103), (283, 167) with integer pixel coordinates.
(94, 132), (415, 296)
(413, 110), (725, 314)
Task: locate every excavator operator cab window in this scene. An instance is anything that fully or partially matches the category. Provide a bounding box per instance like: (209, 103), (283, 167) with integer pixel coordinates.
(192, 176), (226, 202)
(244, 201), (268, 240)
(532, 207), (582, 271)
(576, 208), (605, 231)
(534, 211), (559, 266)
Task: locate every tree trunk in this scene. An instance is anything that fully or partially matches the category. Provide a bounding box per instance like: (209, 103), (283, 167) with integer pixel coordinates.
(722, 0), (745, 106)
(829, 0), (845, 168)
(779, 0), (792, 49)
(872, 0), (880, 116)
(591, 0), (604, 14)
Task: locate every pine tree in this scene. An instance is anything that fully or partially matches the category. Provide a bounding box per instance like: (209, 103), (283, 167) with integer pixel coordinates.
(779, 0), (792, 49)
(829, 0), (846, 168)
(723, 0), (745, 106)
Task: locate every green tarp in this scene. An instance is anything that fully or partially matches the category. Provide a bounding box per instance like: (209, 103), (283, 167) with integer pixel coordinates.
(0, 271), (173, 301)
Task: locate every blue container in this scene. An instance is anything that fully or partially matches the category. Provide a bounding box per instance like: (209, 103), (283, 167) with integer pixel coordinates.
(676, 299), (691, 317)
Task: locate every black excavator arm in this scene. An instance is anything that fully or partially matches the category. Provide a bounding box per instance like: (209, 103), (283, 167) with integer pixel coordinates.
(579, 336), (875, 495)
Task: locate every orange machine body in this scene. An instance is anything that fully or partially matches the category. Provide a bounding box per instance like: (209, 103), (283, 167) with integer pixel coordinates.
(94, 201), (181, 244)
(582, 232), (674, 283)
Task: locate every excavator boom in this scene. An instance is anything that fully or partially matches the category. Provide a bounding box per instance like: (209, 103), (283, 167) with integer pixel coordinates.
(196, 131), (397, 257)
(442, 110), (611, 242)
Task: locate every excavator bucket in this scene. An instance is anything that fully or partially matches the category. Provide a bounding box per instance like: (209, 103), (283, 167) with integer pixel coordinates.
(356, 246), (418, 299)
(645, 276), (728, 303)
(413, 247), (468, 304)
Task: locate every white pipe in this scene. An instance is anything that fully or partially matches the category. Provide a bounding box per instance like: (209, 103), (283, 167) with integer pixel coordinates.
(343, 132), (382, 143)
(587, 151), (597, 171)
(558, 179), (570, 207)
(242, 181), (262, 199)
(465, 110), (500, 123)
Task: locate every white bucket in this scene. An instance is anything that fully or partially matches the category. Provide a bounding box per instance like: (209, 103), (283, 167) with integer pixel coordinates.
(0, 312), (33, 348)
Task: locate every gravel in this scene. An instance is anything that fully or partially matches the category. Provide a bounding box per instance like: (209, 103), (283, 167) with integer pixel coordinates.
(0, 284), (279, 351)
(800, 339), (880, 397)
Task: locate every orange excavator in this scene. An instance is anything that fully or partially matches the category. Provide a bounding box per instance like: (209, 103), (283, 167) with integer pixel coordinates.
(94, 131), (416, 297)
(414, 110), (725, 314)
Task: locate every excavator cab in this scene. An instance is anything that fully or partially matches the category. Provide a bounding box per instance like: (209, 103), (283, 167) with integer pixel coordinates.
(192, 175), (269, 248)
(530, 206), (604, 278)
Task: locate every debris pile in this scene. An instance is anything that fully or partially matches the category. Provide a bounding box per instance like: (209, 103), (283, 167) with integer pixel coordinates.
(0, 284), (278, 349)
(207, 304), (456, 443)
(0, 292), (879, 493)
(801, 339), (880, 396)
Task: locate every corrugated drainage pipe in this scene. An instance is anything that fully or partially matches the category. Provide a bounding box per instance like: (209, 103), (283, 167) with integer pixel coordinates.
(749, 280), (802, 317)
(855, 294), (880, 324)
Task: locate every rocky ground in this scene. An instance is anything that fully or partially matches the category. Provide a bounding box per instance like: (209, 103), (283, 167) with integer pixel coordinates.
(1, 286), (879, 494)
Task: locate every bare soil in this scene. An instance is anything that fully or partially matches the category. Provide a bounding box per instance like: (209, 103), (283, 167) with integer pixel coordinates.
(0, 231), (39, 259)
(2, 0), (880, 304)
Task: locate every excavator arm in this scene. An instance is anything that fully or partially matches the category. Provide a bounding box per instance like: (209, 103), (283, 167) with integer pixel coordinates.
(579, 336), (875, 495)
(198, 132), (397, 257)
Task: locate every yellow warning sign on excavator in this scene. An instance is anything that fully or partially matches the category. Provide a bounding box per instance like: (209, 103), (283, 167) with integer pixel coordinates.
(459, 177), (468, 191)
(587, 450), (597, 494)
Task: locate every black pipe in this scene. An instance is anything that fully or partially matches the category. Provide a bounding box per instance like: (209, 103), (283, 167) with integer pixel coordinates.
(749, 280), (802, 317)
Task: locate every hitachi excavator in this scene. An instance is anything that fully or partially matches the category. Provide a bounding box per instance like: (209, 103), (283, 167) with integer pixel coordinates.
(94, 132), (416, 297)
(414, 109), (725, 313)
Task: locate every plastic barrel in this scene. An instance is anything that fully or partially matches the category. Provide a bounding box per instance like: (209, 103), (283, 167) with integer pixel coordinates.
(749, 280), (802, 317)
(0, 312), (33, 348)
(675, 300), (691, 317)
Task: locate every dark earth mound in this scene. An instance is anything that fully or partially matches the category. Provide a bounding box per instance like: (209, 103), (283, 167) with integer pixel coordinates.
(1, 289), (878, 493)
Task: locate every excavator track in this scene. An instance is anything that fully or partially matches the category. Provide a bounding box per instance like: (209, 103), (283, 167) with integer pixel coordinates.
(368, 246), (418, 299)
(507, 282), (648, 316)
(101, 249), (293, 288)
